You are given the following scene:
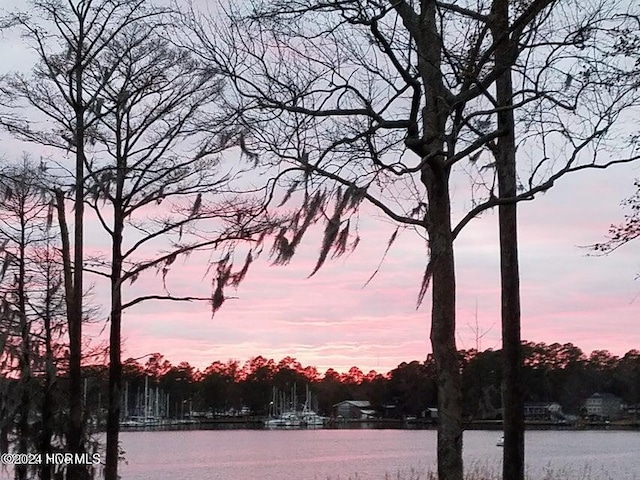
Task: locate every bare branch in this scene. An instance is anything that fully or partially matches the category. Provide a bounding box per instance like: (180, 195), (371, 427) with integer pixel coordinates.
(121, 294), (211, 311)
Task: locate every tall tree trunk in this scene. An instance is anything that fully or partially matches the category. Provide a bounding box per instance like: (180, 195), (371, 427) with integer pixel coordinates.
(17, 212), (30, 480)
(40, 255), (56, 480)
(424, 165), (463, 480)
(105, 214), (123, 480)
(0, 422), (7, 455)
(492, 1), (525, 478)
(67, 25), (88, 480)
(0, 396), (8, 480)
(40, 326), (54, 480)
(55, 190), (86, 480)
(106, 146), (126, 480)
(415, 2), (463, 479)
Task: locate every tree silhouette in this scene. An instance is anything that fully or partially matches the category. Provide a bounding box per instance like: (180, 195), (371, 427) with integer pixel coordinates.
(184, 1), (640, 477)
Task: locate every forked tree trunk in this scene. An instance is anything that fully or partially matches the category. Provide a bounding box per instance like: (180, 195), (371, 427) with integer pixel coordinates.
(492, 1), (525, 478)
(55, 189), (86, 480)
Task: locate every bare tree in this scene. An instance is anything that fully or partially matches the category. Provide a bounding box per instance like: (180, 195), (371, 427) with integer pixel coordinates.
(2, 2), (277, 480)
(0, 160), (100, 480)
(591, 9), (640, 259)
(0, 160), (49, 480)
(76, 20), (274, 480)
(30, 236), (68, 480)
(0, 3), (170, 477)
(593, 180), (640, 255)
(184, 1), (640, 478)
(0, 159), (66, 480)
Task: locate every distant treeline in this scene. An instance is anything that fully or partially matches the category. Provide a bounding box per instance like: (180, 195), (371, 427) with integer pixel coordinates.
(28, 341), (638, 420)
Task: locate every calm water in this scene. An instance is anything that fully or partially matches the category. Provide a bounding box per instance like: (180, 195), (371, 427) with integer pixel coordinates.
(118, 429), (640, 480)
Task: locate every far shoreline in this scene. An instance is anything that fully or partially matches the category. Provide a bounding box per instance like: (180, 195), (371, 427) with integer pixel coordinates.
(115, 417), (640, 433)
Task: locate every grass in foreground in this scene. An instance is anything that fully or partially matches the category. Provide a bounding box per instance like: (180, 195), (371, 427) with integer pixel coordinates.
(321, 462), (629, 480)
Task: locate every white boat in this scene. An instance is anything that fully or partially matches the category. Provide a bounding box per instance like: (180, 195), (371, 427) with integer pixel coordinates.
(282, 412), (302, 427)
(264, 384), (325, 429)
(120, 416), (162, 427)
(120, 419), (145, 427)
(299, 385), (326, 427)
(497, 435), (504, 447)
(264, 411), (302, 428)
(264, 417), (283, 427)
(300, 411), (326, 427)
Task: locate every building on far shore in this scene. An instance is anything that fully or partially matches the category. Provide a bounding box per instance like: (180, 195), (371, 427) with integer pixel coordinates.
(524, 402), (563, 421)
(333, 400), (375, 420)
(584, 393), (623, 420)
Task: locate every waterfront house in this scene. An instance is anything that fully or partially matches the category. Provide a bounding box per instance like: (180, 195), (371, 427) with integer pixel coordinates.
(524, 402), (563, 421)
(584, 393), (622, 420)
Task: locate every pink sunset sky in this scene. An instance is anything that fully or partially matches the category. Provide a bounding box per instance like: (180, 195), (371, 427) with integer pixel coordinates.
(106, 168), (639, 374)
(1, 2), (639, 375)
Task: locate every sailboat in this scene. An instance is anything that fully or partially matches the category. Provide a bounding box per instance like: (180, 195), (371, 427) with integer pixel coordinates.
(264, 386), (302, 428)
(121, 376), (175, 427)
(264, 384), (326, 428)
(299, 384), (326, 427)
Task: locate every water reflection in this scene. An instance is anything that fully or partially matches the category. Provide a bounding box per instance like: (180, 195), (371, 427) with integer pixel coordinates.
(118, 429), (640, 480)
